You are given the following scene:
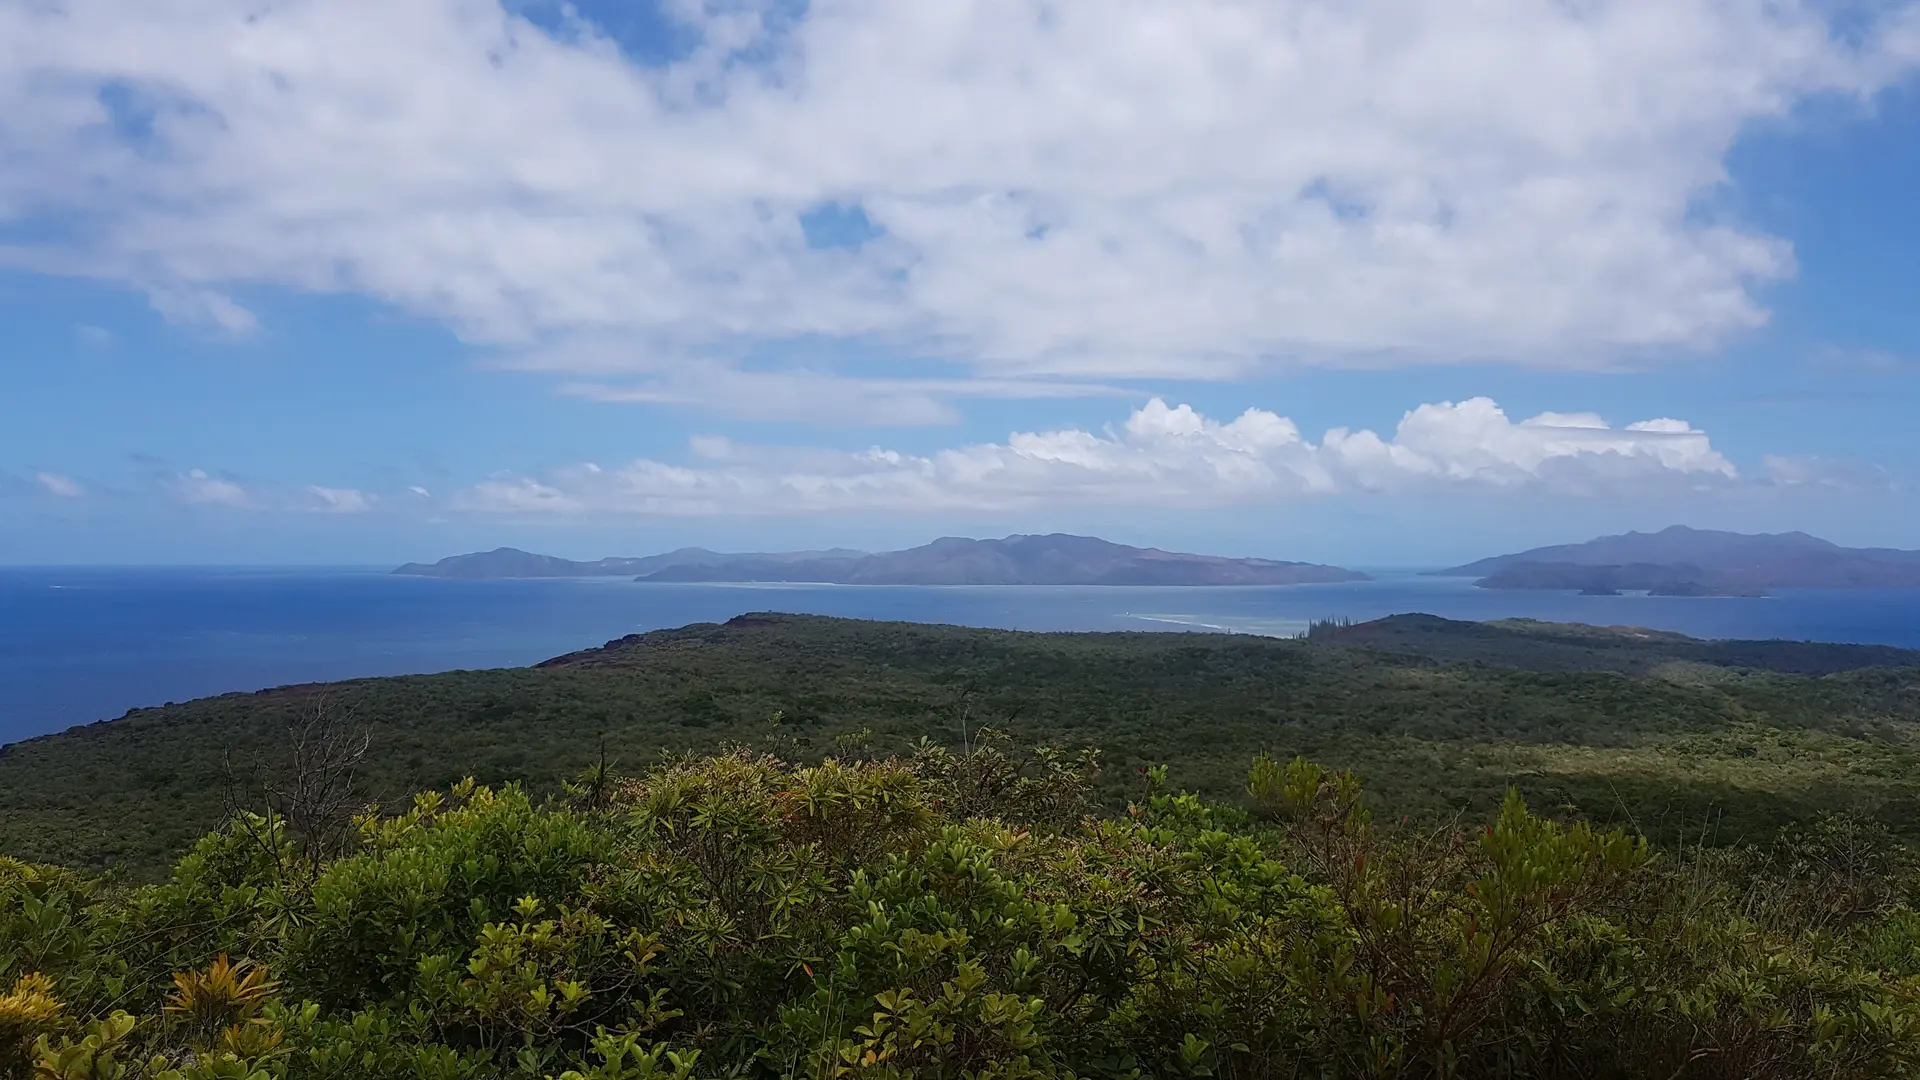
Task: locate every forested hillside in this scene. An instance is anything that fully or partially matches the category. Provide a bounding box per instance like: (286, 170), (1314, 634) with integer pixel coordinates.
(4, 613), (1918, 875)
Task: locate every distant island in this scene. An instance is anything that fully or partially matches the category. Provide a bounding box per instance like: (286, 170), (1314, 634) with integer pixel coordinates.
(393, 546), (867, 580)
(395, 533), (1369, 586)
(1437, 525), (1920, 594)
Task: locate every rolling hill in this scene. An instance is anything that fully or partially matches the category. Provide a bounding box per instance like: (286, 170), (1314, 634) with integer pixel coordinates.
(4, 612), (1918, 876)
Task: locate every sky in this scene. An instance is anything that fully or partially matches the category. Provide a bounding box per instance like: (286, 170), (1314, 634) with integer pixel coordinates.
(2, 0), (1918, 568)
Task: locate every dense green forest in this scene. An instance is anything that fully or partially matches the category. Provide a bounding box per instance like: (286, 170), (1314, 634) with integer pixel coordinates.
(7, 613), (1920, 1077)
(8, 741), (1920, 1078)
(5, 613), (1920, 876)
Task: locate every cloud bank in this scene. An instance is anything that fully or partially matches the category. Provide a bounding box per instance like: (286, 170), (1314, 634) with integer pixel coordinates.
(3, 0), (1918, 401)
(456, 396), (1738, 515)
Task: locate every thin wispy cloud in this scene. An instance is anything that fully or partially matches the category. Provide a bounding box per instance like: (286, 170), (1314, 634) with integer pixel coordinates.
(1761, 455), (1896, 492)
(35, 472), (86, 499)
(554, 368), (1136, 425)
(170, 469), (250, 508)
(150, 474), (386, 513)
(306, 486), (375, 514)
(145, 287), (260, 337)
(1808, 345), (1920, 375)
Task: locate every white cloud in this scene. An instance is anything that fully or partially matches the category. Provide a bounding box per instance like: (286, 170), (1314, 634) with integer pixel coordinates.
(552, 364), (1134, 425)
(2, 0), (1916, 396)
(453, 396), (1739, 515)
(35, 472), (85, 499)
(158, 473), (385, 511)
(686, 435), (737, 462)
(73, 324), (112, 348)
(145, 288), (260, 335)
(306, 485), (374, 513)
(171, 468), (250, 508)
(408, 485), (433, 498)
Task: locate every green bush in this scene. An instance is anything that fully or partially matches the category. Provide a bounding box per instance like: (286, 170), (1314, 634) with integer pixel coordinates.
(7, 744), (1920, 1079)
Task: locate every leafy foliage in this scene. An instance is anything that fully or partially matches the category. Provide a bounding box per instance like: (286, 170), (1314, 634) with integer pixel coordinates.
(8, 742), (1920, 1079)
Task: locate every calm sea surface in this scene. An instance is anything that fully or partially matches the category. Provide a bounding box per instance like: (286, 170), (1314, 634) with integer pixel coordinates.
(4, 566), (1918, 744)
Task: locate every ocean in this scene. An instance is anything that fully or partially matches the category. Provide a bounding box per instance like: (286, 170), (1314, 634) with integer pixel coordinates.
(3, 566), (1918, 745)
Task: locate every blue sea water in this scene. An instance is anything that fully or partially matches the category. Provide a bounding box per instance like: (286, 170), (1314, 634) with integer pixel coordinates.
(2, 566), (1917, 745)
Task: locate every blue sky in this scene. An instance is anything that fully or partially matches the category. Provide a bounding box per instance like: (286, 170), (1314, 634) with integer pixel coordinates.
(2, 0), (1918, 567)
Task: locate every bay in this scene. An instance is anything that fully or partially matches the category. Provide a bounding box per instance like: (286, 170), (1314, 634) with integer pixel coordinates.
(3, 565), (1917, 744)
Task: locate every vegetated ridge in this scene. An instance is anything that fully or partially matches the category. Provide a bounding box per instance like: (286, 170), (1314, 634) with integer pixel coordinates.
(395, 533), (1369, 586)
(5, 612), (1919, 879)
(1436, 524), (1920, 592)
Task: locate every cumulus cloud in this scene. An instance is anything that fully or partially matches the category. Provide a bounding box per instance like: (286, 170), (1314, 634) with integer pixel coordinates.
(171, 468), (250, 508)
(2, 0), (1916, 398)
(35, 472), (86, 499)
(452, 396), (1738, 515)
(306, 485), (374, 513)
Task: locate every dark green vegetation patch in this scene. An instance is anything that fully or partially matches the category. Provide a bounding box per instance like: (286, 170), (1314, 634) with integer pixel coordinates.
(5, 613), (1919, 877)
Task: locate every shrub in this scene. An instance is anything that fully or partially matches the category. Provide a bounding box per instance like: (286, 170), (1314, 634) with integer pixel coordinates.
(7, 746), (1920, 1079)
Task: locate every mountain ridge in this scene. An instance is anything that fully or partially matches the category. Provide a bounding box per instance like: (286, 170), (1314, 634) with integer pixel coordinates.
(397, 534), (1369, 586)
(393, 545), (870, 580)
(1435, 525), (1920, 591)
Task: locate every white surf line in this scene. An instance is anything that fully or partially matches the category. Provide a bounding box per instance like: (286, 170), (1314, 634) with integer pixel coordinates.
(1123, 613), (1237, 632)
(1123, 612), (1310, 638)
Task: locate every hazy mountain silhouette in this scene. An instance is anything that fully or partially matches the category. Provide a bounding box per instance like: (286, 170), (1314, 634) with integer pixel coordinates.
(393, 546), (867, 580)
(1438, 526), (1920, 590)
(398, 535), (1365, 586)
